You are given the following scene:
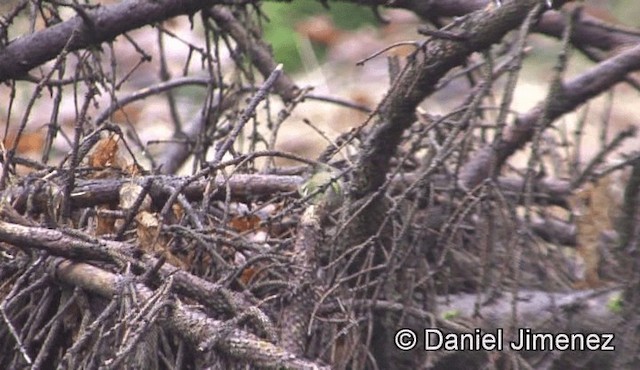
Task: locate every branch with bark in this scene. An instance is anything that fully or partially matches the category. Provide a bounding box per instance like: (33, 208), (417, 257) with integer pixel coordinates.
(53, 259), (327, 369)
(460, 42), (640, 189)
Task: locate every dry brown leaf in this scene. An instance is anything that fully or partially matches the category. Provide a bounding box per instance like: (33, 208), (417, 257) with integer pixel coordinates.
(88, 135), (126, 169)
(124, 163), (143, 177)
(95, 208), (116, 236)
(136, 211), (160, 253)
(119, 182), (151, 212)
(569, 177), (616, 289)
(239, 267), (257, 285)
(135, 211), (186, 269)
(172, 203), (184, 221)
(229, 214), (261, 232)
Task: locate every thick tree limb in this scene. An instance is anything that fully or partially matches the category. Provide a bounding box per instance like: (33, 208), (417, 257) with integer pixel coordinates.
(10, 171), (570, 211)
(339, 1), (562, 274)
(321, 288), (622, 335)
(350, 0), (566, 198)
(0, 218), (256, 317)
(207, 6), (300, 101)
(0, 0), (226, 82)
(436, 289), (622, 339)
(0, 220), (134, 263)
(2, 0), (637, 90)
(460, 42), (640, 189)
(534, 9), (640, 53)
(279, 205), (325, 355)
(5, 172), (577, 244)
(0, 214), (326, 367)
(51, 259), (327, 369)
(346, 0), (640, 53)
(393, 173), (571, 207)
(7, 174), (302, 213)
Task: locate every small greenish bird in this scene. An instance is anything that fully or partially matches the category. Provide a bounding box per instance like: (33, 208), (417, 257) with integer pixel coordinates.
(299, 164), (344, 212)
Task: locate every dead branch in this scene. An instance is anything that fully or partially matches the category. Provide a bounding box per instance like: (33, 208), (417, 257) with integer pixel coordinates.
(348, 0), (640, 54)
(7, 174), (302, 213)
(51, 258), (327, 369)
(279, 205), (325, 355)
(7, 172), (572, 214)
(207, 6), (300, 101)
(0, 216), (263, 317)
(351, 0), (559, 198)
(0, 0), (231, 82)
(460, 42), (640, 189)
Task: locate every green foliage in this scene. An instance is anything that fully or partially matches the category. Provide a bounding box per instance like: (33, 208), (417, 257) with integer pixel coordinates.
(261, 1), (376, 71)
(607, 292), (623, 314)
(441, 310), (460, 320)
